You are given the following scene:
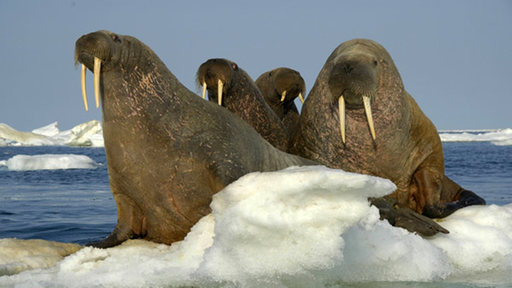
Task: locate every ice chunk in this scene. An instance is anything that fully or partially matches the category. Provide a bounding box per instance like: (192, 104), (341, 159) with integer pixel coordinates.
(0, 154), (99, 171)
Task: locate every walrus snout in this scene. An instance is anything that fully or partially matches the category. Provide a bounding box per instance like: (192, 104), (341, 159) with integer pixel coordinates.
(75, 31), (117, 67)
(328, 59), (377, 104)
(274, 68), (306, 104)
(196, 58), (237, 105)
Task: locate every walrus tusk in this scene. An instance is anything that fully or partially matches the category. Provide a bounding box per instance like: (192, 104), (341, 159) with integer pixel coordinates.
(202, 82), (207, 99)
(81, 64), (89, 111)
(281, 90), (287, 102)
(94, 57), (101, 108)
(298, 92), (304, 104)
(217, 79), (223, 106)
(338, 95), (345, 144)
(363, 95), (376, 140)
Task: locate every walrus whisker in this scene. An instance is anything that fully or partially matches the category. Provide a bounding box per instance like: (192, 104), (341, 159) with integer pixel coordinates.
(81, 64), (89, 111)
(217, 79), (223, 106)
(94, 57), (101, 108)
(299, 92), (304, 104)
(338, 95), (345, 144)
(363, 95), (376, 140)
(202, 82), (207, 99)
(281, 90), (287, 102)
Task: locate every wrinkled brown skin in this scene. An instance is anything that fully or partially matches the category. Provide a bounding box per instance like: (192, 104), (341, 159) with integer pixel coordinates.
(292, 39), (485, 236)
(255, 67), (306, 141)
(196, 59), (289, 152)
(75, 31), (316, 248)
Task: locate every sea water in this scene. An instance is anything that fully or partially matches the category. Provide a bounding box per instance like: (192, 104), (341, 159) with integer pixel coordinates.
(0, 133), (511, 287)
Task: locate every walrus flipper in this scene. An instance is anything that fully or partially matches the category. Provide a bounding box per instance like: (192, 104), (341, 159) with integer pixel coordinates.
(371, 198), (449, 236)
(422, 190), (486, 219)
(85, 225), (136, 248)
(393, 208), (449, 236)
(85, 192), (142, 248)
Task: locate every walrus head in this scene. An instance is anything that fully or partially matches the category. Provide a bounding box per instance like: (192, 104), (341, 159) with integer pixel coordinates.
(259, 68), (306, 104)
(327, 43), (382, 144)
(196, 58), (239, 106)
(75, 30), (150, 111)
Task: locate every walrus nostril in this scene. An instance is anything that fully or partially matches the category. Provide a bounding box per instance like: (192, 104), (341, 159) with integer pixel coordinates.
(343, 64), (353, 74)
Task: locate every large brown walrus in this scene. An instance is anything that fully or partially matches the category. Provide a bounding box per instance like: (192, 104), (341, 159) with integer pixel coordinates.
(292, 39), (485, 235)
(196, 58), (289, 152)
(255, 67), (306, 141)
(75, 31), (316, 248)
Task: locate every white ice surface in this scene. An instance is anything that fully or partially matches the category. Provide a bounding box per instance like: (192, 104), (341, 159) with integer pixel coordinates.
(1, 166), (510, 287)
(0, 154), (98, 171)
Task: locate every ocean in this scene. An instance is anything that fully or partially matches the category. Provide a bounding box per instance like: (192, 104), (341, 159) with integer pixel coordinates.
(0, 129), (511, 287)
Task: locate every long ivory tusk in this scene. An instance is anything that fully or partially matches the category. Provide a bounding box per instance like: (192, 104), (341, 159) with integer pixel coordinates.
(81, 64), (89, 111)
(363, 95), (376, 141)
(202, 82), (207, 99)
(94, 57), (101, 108)
(339, 95), (345, 144)
(281, 90), (287, 102)
(217, 79), (223, 106)
(298, 92), (304, 104)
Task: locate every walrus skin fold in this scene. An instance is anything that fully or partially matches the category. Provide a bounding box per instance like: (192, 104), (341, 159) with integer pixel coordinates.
(75, 30), (316, 248)
(292, 39), (486, 236)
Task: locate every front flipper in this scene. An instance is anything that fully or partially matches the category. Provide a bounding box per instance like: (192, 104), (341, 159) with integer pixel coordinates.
(422, 190), (486, 219)
(371, 198), (449, 236)
(85, 193), (145, 248)
(394, 208), (449, 236)
(86, 225), (136, 248)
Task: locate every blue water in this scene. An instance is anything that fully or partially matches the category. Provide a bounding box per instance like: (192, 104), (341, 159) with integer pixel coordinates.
(0, 142), (511, 245)
(0, 146), (115, 245)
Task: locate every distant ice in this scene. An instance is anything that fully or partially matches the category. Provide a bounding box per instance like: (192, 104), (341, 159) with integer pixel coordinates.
(2, 121), (511, 147)
(0, 120), (104, 147)
(0, 154), (99, 171)
(1, 166), (511, 287)
(0, 123), (60, 146)
(31, 121), (61, 137)
(439, 128), (512, 146)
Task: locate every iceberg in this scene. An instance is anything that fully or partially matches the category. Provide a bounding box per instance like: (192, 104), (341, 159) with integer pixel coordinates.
(31, 122), (60, 137)
(439, 128), (512, 146)
(1, 166), (511, 287)
(0, 123), (60, 146)
(0, 154), (99, 171)
(0, 120), (104, 147)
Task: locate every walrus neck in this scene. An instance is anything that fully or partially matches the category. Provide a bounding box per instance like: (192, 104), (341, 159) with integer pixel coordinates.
(101, 59), (186, 124)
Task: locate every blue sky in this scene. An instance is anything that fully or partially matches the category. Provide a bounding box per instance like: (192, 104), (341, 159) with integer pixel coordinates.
(1, 0), (511, 131)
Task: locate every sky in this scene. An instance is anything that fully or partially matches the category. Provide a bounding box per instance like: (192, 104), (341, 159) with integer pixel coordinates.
(0, 0), (511, 131)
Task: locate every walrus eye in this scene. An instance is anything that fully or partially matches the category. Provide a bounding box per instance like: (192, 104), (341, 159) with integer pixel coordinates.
(268, 72), (273, 77)
(232, 63), (238, 71)
(112, 34), (121, 43)
(373, 60), (378, 66)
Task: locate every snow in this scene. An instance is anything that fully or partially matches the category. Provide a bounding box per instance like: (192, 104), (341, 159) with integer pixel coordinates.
(1, 166), (511, 287)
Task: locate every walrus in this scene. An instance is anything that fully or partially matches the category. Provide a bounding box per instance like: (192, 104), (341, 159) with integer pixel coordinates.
(196, 58), (289, 152)
(255, 67), (306, 140)
(292, 39), (485, 235)
(75, 31), (316, 248)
